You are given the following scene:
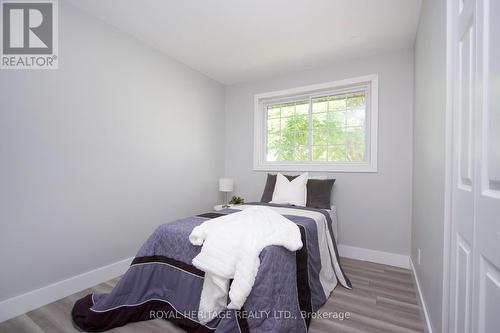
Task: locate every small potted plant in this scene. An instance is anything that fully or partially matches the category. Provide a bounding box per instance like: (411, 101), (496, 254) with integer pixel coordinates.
(229, 196), (244, 205)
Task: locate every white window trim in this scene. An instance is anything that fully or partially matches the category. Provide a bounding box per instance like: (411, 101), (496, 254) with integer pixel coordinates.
(253, 74), (378, 173)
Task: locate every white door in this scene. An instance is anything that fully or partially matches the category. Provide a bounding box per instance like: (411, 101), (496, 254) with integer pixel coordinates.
(449, 0), (500, 332)
(449, 0), (476, 331)
(472, 0), (500, 332)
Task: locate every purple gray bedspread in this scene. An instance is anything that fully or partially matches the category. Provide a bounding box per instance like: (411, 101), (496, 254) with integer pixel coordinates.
(72, 203), (351, 332)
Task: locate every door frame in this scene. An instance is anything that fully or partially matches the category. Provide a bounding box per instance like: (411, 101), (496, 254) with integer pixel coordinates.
(442, 0), (457, 332)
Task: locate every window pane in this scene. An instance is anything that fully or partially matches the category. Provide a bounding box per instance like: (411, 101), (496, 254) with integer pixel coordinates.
(328, 98), (346, 111)
(346, 109), (365, 127)
(266, 100), (310, 163)
(346, 144), (365, 161)
(327, 111), (345, 129)
(267, 118), (280, 132)
(295, 146), (309, 161)
(281, 105), (294, 117)
(313, 129), (328, 145)
(267, 147), (278, 161)
(280, 116), (294, 131)
(312, 112), (327, 124)
(312, 99), (328, 113)
(312, 146), (327, 161)
(267, 106), (281, 119)
(280, 127), (295, 148)
(327, 128), (346, 145)
(292, 115), (308, 130)
(328, 145), (347, 161)
(296, 130), (308, 146)
(345, 126), (365, 145)
(346, 93), (365, 110)
(267, 127), (280, 149)
(279, 145), (297, 161)
(295, 102), (309, 115)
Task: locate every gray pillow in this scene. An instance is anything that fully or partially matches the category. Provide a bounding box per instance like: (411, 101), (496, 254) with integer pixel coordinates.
(260, 174), (335, 209)
(305, 178), (335, 209)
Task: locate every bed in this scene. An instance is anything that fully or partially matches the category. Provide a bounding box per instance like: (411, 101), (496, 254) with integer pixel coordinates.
(326, 205), (338, 242)
(72, 202), (351, 332)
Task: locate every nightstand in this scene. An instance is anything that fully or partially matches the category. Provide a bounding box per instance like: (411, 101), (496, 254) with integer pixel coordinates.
(213, 204), (233, 211)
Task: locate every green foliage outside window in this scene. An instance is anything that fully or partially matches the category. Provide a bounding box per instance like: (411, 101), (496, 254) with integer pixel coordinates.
(266, 92), (367, 162)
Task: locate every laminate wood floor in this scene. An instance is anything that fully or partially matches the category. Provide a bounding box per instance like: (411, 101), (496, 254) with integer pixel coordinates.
(0, 258), (426, 333)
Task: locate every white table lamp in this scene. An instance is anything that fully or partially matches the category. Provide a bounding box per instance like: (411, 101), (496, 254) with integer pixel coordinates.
(219, 178), (234, 208)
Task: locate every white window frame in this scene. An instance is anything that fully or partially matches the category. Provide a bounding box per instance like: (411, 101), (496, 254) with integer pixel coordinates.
(253, 74), (378, 172)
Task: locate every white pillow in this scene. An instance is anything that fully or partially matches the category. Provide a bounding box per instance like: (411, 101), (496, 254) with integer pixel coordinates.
(270, 172), (308, 206)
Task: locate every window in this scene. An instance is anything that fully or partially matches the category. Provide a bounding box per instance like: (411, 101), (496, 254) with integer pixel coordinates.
(254, 75), (378, 172)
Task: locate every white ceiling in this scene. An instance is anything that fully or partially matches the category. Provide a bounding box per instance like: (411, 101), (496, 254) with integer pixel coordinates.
(66, 0), (421, 84)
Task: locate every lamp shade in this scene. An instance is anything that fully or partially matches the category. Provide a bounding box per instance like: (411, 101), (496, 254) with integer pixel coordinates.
(219, 178), (234, 192)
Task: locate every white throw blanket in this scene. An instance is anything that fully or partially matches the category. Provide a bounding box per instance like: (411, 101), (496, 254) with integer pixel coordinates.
(189, 206), (303, 323)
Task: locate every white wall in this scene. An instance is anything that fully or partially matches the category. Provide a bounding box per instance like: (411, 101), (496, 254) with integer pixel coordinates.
(0, 2), (225, 301)
(224, 49), (414, 256)
(411, 0), (447, 331)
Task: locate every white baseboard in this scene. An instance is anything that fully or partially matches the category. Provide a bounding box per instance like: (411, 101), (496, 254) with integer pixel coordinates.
(0, 257), (134, 323)
(338, 244), (410, 269)
(409, 257), (433, 333)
